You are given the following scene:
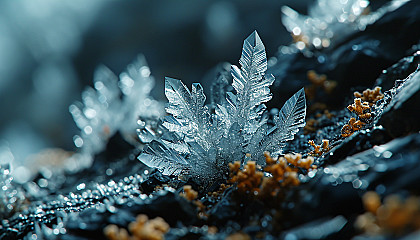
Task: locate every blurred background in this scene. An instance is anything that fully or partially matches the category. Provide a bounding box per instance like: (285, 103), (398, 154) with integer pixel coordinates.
(0, 0), (314, 167)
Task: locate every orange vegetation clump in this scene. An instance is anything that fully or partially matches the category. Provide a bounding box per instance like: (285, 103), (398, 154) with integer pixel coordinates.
(355, 192), (420, 236)
(208, 183), (231, 199)
(341, 117), (365, 137)
(104, 214), (170, 240)
(180, 185), (198, 201)
(305, 70), (337, 100)
(261, 153), (316, 198)
(308, 139), (330, 156)
(354, 87), (384, 106)
(228, 153), (316, 198)
(228, 161), (263, 194)
(347, 98), (371, 119)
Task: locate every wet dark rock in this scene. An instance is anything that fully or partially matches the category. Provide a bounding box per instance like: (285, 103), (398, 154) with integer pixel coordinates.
(140, 170), (172, 194)
(375, 51), (420, 90)
(280, 216), (348, 240)
(288, 133), (420, 239)
(207, 187), (238, 225)
(268, 1), (420, 109)
(323, 127), (392, 165)
(379, 68), (420, 138)
(65, 191), (198, 238)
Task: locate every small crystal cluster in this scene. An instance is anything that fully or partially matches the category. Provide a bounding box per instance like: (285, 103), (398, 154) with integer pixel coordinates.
(70, 55), (163, 160)
(282, 0), (370, 51)
(281, 0), (409, 52)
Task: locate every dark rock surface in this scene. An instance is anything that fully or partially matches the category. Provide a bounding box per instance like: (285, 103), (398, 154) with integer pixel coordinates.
(379, 66), (420, 138)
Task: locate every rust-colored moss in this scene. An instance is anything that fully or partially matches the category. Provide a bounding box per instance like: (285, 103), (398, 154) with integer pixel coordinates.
(305, 70), (337, 101)
(229, 161), (263, 194)
(354, 87), (384, 106)
(308, 139), (330, 156)
(180, 185), (198, 201)
(355, 192), (420, 236)
(228, 153), (316, 199)
(347, 98), (371, 119)
(341, 117), (365, 137)
(104, 214), (169, 240)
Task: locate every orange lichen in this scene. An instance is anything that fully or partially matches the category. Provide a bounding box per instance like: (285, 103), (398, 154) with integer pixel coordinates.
(363, 191), (381, 214)
(355, 192), (420, 236)
(180, 185), (198, 201)
(104, 214), (169, 240)
(308, 139), (330, 156)
(208, 183), (231, 199)
(283, 153), (316, 170)
(347, 98), (371, 119)
(229, 161), (263, 194)
(229, 153), (316, 199)
(260, 152), (316, 198)
(341, 117), (365, 137)
(228, 161), (241, 177)
(305, 70), (338, 100)
(307, 70), (328, 86)
(354, 87), (384, 106)
(179, 185), (208, 219)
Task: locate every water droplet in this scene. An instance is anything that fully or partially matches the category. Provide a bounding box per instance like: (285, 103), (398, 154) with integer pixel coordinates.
(76, 183), (86, 191)
(382, 151), (392, 158)
(352, 179), (362, 189)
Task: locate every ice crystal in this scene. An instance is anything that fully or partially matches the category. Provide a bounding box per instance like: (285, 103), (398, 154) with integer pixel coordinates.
(138, 31), (306, 183)
(281, 0), (409, 52)
(70, 55), (163, 158)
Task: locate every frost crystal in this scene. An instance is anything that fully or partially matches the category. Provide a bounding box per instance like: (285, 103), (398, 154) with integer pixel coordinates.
(70, 55), (164, 158)
(138, 31), (306, 183)
(281, 0), (408, 51)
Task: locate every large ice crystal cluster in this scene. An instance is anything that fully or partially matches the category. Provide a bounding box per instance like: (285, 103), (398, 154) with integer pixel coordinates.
(281, 0), (408, 52)
(70, 55), (163, 158)
(138, 31), (306, 183)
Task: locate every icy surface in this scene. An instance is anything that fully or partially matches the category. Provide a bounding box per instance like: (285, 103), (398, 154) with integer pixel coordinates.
(138, 31), (307, 182)
(70, 55), (164, 160)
